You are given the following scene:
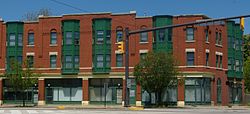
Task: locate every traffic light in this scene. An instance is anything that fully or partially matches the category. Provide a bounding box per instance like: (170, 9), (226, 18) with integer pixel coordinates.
(240, 17), (244, 30)
(117, 41), (124, 53)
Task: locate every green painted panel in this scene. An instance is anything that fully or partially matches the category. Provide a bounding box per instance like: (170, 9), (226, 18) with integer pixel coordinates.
(152, 16), (173, 53)
(92, 18), (111, 73)
(6, 22), (24, 72)
(61, 20), (80, 74)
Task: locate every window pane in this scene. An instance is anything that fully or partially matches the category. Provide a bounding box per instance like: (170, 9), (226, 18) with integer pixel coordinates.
(116, 31), (123, 42)
(66, 32), (72, 45)
(65, 56), (72, 62)
(50, 55), (56, 68)
(186, 28), (194, 41)
(74, 55), (79, 68)
(50, 32), (57, 44)
(9, 34), (15, 46)
(18, 33), (23, 46)
(106, 30), (111, 44)
(28, 33), (34, 45)
(27, 56), (34, 67)
(97, 30), (104, 44)
(140, 32), (148, 42)
(206, 53), (209, 66)
(159, 29), (165, 42)
(116, 54), (123, 67)
(205, 30), (209, 42)
(187, 52), (194, 66)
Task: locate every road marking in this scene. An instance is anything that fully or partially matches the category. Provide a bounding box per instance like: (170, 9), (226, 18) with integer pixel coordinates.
(10, 110), (22, 114)
(27, 110), (38, 113)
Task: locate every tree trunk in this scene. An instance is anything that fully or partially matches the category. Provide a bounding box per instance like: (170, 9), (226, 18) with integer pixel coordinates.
(156, 91), (162, 107)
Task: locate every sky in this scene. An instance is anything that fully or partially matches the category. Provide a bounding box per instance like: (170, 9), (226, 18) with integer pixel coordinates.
(0, 0), (250, 34)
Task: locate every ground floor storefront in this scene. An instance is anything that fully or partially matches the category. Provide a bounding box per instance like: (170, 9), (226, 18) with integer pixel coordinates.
(0, 75), (244, 107)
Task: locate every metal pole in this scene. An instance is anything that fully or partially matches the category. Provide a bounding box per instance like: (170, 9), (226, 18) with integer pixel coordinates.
(124, 27), (130, 107)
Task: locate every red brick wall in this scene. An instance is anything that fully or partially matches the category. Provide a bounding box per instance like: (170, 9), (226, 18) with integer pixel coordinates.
(82, 80), (89, 101)
(38, 79), (45, 101)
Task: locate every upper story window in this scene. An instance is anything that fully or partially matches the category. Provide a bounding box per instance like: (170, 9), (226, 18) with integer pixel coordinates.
(96, 30), (104, 44)
(50, 55), (57, 68)
(50, 30), (57, 45)
(106, 30), (111, 44)
(206, 53), (209, 66)
(74, 31), (80, 45)
(216, 32), (222, 46)
(28, 31), (34, 45)
(140, 26), (148, 42)
(65, 32), (72, 45)
(106, 54), (111, 67)
(219, 32), (222, 45)
(216, 55), (219, 68)
(205, 29), (209, 42)
(74, 55), (79, 69)
(219, 55), (222, 68)
(27, 55), (34, 68)
(18, 33), (23, 46)
(65, 55), (72, 69)
(116, 27), (123, 43)
(186, 52), (194, 66)
(235, 59), (240, 71)
(116, 54), (123, 67)
(186, 28), (194, 41)
(9, 33), (15, 46)
(96, 54), (104, 68)
(159, 29), (165, 42)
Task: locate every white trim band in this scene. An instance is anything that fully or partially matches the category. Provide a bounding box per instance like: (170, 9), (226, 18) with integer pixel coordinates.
(139, 49), (148, 53)
(185, 48), (195, 52)
(49, 52), (58, 55)
(26, 52), (35, 56)
(215, 51), (223, 56)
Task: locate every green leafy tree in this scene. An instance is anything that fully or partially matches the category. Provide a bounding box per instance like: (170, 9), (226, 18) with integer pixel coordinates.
(4, 59), (38, 106)
(134, 52), (179, 106)
(244, 57), (250, 93)
(244, 34), (250, 93)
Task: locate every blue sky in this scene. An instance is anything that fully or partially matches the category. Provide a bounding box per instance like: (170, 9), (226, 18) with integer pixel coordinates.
(0, 0), (250, 34)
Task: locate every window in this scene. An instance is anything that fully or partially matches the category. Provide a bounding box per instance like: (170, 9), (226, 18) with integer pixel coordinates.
(65, 55), (72, 69)
(219, 33), (222, 45)
(106, 30), (111, 44)
(28, 32), (34, 45)
(74, 31), (80, 45)
(140, 26), (148, 42)
(205, 29), (209, 42)
(96, 54), (104, 68)
(18, 33), (23, 46)
(9, 33), (15, 46)
(65, 32), (72, 45)
(97, 30), (104, 44)
(140, 53), (147, 60)
(106, 54), (111, 67)
(74, 55), (79, 69)
(116, 30), (123, 42)
(216, 55), (219, 68)
(228, 58), (232, 70)
(159, 29), (165, 42)
(216, 32), (219, 44)
(50, 55), (56, 68)
(206, 53), (209, 66)
(186, 28), (194, 41)
(236, 60), (240, 71)
(219, 56), (223, 68)
(116, 54), (123, 67)
(17, 56), (22, 64)
(27, 55), (34, 68)
(50, 31), (57, 44)
(187, 52), (194, 66)
(235, 39), (239, 50)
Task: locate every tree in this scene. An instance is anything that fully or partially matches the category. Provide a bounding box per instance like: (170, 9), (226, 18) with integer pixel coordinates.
(22, 8), (52, 21)
(134, 52), (179, 106)
(244, 57), (250, 93)
(244, 34), (250, 93)
(4, 59), (38, 106)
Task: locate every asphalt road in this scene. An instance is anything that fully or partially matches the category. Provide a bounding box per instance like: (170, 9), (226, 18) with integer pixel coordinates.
(0, 108), (249, 114)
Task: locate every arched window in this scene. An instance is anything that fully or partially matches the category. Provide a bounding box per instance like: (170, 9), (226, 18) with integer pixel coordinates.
(217, 78), (222, 104)
(28, 30), (34, 45)
(140, 26), (148, 42)
(50, 29), (57, 45)
(116, 27), (123, 42)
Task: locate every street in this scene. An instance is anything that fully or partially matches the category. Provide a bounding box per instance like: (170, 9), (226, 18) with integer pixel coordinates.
(0, 108), (249, 114)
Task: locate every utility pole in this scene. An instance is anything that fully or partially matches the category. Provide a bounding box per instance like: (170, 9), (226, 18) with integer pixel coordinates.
(124, 27), (130, 107)
(123, 14), (250, 107)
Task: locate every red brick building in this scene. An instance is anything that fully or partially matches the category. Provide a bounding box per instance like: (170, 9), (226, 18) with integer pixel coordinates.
(0, 11), (244, 106)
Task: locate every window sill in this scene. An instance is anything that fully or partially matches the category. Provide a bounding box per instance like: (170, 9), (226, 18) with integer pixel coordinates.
(215, 44), (223, 47)
(140, 42), (149, 44)
(185, 40), (195, 43)
(216, 67), (223, 70)
(27, 45), (34, 47)
(50, 44), (58, 47)
(186, 65), (195, 68)
(205, 42), (210, 44)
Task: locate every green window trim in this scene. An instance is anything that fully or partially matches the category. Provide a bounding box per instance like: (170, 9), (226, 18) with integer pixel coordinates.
(9, 33), (16, 46)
